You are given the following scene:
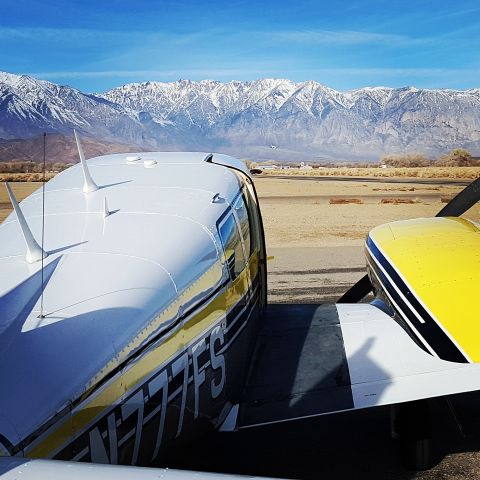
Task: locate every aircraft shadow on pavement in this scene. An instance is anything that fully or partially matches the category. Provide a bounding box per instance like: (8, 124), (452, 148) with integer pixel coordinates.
(163, 304), (480, 479)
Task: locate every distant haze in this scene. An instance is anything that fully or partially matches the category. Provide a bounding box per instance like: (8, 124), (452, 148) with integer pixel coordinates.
(1, 71), (479, 163)
(0, 134), (144, 164)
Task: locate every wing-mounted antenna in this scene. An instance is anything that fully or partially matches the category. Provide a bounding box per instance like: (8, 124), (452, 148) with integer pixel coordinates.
(103, 196), (110, 218)
(74, 129), (98, 193)
(5, 182), (47, 263)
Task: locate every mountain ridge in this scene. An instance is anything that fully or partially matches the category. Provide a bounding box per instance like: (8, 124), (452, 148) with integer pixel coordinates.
(1, 71), (479, 161)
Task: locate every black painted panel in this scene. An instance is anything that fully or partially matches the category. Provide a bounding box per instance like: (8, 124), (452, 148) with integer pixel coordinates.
(239, 304), (353, 427)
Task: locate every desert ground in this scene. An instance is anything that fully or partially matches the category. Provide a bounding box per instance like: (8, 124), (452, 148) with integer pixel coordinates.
(255, 175), (478, 302)
(2, 175), (480, 479)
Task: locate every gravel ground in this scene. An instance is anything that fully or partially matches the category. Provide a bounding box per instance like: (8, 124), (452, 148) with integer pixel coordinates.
(267, 246), (366, 303)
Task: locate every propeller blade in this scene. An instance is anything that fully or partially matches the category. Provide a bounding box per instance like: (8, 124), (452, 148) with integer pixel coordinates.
(436, 177), (480, 217)
(337, 274), (373, 303)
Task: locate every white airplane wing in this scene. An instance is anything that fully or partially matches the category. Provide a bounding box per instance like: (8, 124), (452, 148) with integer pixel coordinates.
(0, 457), (274, 479)
(233, 303), (480, 429)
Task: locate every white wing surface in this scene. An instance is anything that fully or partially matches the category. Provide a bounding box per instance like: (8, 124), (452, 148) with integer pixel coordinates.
(236, 303), (480, 428)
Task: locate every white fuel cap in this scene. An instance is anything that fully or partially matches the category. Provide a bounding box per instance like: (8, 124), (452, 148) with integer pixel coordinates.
(144, 159), (157, 168)
(126, 155), (141, 163)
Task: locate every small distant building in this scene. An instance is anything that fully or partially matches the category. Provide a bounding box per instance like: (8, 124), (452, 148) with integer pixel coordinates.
(260, 165), (279, 170)
(299, 162), (313, 170)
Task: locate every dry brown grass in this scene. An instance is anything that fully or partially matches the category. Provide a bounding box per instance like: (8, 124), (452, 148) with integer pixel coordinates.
(0, 182), (40, 223)
(381, 198), (416, 204)
(441, 195), (455, 203)
(372, 187), (417, 192)
(329, 198), (363, 204)
(0, 173), (57, 182)
(262, 166), (480, 180)
(0, 182), (39, 203)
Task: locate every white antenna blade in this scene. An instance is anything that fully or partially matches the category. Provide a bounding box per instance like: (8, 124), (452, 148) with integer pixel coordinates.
(103, 196), (110, 218)
(74, 129), (98, 193)
(5, 182), (47, 263)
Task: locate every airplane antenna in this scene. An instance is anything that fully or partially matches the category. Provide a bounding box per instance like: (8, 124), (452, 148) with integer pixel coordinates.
(40, 132), (47, 318)
(103, 196), (110, 218)
(5, 182), (47, 264)
(74, 129), (98, 193)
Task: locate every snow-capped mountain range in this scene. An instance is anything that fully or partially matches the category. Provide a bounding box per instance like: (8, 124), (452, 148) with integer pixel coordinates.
(1, 71), (480, 161)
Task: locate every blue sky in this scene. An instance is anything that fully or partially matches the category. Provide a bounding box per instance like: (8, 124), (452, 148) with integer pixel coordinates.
(1, 0), (479, 92)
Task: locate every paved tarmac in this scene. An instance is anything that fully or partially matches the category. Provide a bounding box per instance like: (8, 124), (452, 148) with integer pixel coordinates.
(267, 246), (366, 303)
(267, 175), (471, 187)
